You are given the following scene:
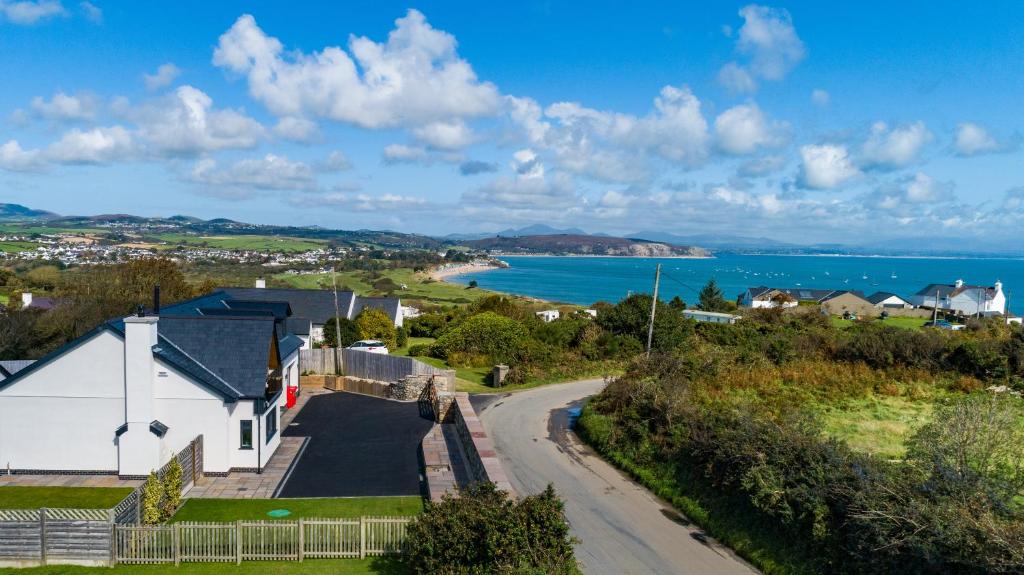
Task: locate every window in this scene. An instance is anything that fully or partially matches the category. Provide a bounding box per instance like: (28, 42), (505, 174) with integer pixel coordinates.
(240, 420), (253, 449)
(265, 407), (278, 442)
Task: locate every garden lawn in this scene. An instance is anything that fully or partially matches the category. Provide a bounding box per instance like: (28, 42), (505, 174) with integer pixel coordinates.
(818, 395), (934, 459)
(5, 558), (409, 575)
(273, 269), (499, 305)
(170, 497), (423, 522)
(0, 486), (133, 509)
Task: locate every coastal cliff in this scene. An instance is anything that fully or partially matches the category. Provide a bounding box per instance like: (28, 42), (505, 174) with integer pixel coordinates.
(461, 234), (710, 257)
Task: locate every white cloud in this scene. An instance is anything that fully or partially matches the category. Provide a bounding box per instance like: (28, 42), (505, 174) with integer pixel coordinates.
(46, 125), (132, 164)
(303, 192), (430, 213)
(273, 116), (319, 142)
(864, 172), (957, 218)
(798, 143), (859, 189)
(0, 0), (66, 24)
(511, 148), (544, 179)
(189, 154), (316, 192)
(29, 91), (98, 121)
(713, 103), (787, 154)
(737, 155), (786, 177)
(953, 122), (1015, 157)
(320, 150), (352, 172)
(0, 140), (46, 171)
(860, 121), (932, 169)
(132, 85), (265, 156)
(411, 120), (474, 149)
(719, 4), (805, 92)
(212, 10), (501, 133)
(79, 0), (99, 23)
(382, 144), (427, 164)
(143, 63), (181, 91)
(811, 89), (829, 107)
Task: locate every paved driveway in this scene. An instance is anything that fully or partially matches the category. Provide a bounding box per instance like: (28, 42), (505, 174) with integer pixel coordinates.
(276, 392), (435, 498)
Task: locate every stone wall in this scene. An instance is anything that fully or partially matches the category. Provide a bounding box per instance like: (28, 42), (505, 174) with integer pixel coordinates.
(451, 393), (513, 494)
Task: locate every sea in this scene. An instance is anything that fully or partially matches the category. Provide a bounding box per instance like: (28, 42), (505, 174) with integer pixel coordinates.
(448, 254), (1024, 307)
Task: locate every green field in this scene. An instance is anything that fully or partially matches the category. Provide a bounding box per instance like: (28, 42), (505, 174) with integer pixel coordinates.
(0, 224), (106, 235)
(830, 316), (930, 330)
(170, 497), (423, 522)
(818, 395), (934, 458)
(6, 558), (408, 575)
(274, 269), (499, 305)
(0, 240), (39, 253)
(154, 234), (327, 252)
(0, 486), (134, 509)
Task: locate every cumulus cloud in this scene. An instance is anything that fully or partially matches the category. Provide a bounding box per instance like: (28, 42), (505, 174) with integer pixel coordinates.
(189, 154), (317, 192)
(300, 192), (430, 213)
(28, 91), (98, 121)
(46, 126), (132, 164)
(212, 10), (501, 139)
(867, 172), (955, 216)
(798, 143), (859, 189)
(860, 121), (932, 169)
(273, 116), (319, 142)
(79, 0), (99, 23)
(143, 63), (181, 91)
(319, 150), (351, 172)
(461, 151), (584, 224)
(0, 140), (46, 171)
(719, 4), (805, 93)
(458, 160), (498, 176)
(0, 0), (66, 24)
(130, 85), (265, 156)
(412, 120), (474, 150)
(714, 103), (787, 154)
(811, 89), (829, 107)
(953, 122), (1017, 157)
(382, 144), (428, 164)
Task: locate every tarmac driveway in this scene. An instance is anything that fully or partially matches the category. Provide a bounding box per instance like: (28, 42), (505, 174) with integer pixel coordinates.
(276, 392), (434, 498)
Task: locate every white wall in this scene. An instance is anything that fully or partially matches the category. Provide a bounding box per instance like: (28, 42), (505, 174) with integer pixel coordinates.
(152, 360), (232, 474)
(227, 398), (282, 471)
(0, 331), (124, 472)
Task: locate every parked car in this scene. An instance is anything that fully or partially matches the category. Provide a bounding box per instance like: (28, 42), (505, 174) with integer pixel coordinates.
(924, 320), (966, 331)
(346, 340), (389, 354)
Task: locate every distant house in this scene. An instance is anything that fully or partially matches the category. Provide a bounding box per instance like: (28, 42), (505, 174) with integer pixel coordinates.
(536, 310), (560, 322)
(583, 309), (598, 318)
(909, 279), (1006, 316)
(866, 292), (913, 309)
(739, 286), (854, 308)
(820, 291), (876, 318)
(19, 292), (57, 311)
(682, 309), (740, 324)
(222, 282), (403, 347)
(0, 291), (304, 476)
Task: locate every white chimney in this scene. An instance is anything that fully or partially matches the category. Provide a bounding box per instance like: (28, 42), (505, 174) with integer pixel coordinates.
(21, 292), (32, 307)
(255, 278), (266, 289)
(995, 280), (1003, 293)
(954, 279), (964, 289)
(119, 315), (161, 476)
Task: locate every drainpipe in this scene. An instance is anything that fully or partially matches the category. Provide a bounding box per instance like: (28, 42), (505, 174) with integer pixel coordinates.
(256, 412), (262, 475)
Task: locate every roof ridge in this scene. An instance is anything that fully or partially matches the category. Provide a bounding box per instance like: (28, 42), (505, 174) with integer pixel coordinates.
(155, 335), (243, 396)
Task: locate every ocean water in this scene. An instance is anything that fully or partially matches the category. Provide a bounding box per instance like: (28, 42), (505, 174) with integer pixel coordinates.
(449, 255), (1024, 308)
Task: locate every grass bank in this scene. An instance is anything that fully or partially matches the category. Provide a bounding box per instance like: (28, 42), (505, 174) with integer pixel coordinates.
(170, 497), (423, 522)
(273, 269), (499, 306)
(830, 316), (929, 330)
(0, 486), (134, 509)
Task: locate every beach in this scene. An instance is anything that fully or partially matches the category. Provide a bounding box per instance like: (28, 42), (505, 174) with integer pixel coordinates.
(430, 261), (503, 281)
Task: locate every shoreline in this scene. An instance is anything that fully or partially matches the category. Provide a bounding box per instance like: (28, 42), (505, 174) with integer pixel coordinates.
(485, 253), (713, 259)
(429, 262), (503, 281)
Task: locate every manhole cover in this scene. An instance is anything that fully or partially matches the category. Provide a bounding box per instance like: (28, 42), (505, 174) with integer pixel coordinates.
(267, 509), (291, 518)
(289, 423), (299, 427)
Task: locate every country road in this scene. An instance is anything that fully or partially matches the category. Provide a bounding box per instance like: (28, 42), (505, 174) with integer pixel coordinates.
(473, 379), (758, 575)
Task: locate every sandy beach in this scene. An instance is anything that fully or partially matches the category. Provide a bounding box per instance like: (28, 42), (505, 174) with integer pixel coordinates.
(430, 261), (503, 281)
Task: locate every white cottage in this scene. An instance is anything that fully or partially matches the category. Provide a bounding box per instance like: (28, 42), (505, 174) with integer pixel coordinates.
(910, 279), (1006, 316)
(0, 292), (303, 477)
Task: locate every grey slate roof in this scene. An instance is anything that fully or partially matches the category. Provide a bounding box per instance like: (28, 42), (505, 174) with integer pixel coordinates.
(220, 287), (400, 325)
(278, 334), (304, 360)
(351, 296), (401, 323)
(0, 360), (35, 379)
(867, 291), (908, 305)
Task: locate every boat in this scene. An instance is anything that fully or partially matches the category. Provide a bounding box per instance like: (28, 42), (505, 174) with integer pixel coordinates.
(891, 272), (897, 279)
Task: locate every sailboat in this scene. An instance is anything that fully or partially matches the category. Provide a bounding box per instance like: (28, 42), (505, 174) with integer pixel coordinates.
(891, 271), (897, 279)
(862, 273), (868, 280)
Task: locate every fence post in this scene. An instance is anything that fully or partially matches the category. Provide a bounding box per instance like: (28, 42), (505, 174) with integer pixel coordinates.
(359, 516), (366, 559)
(236, 520), (242, 565)
(110, 524), (118, 566)
(38, 507), (47, 565)
(173, 523), (181, 566)
(297, 518), (304, 562)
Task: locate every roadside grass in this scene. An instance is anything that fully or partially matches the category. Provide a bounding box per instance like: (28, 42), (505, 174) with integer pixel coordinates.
(817, 395), (934, 459)
(272, 269), (499, 305)
(0, 486), (134, 509)
(6, 557), (409, 574)
(831, 316), (929, 330)
(154, 234), (326, 252)
(0, 240), (39, 253)
(170, 497), (424, 522)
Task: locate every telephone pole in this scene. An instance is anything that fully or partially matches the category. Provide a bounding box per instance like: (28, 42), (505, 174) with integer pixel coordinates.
(646, 263), (662, 358)
(331, 267), (342, 375)
(932, 288), (940, 324)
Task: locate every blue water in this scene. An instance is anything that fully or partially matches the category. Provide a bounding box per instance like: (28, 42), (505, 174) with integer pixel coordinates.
(451, 255), (1024, 307)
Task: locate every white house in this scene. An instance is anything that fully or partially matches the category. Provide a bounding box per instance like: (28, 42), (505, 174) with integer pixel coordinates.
(0, 292), (304, 478)
(910, 280), (1006, 316)
(536, 310), (560, 322)
(682, 309), (741, 324)
(223, 283), (403, 348)
(738, 286), (801, 309)
(866, 292), (913, 309)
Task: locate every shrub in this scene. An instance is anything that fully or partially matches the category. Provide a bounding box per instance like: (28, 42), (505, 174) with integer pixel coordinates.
(404, 483), (577, 575)
(160, 458), (183, 520)
(407, 343), (431, 357)
(323, 316), (360, 348)
(396, 325), (409, 348)
(141, 471), (163, 525)
(430, 312), (529, 364)
(355, 307), (398, 349)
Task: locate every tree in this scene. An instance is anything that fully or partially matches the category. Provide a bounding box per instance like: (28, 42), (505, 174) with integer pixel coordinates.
(160, 458), (183, 521)
(698, 278), (729, 312)
(322, 317), (360, 348)
(669, 295), (686, 311)
(468, 279), (479, 288)
(430, 312), (529, 364)
(596, 293), (690, 352)
(141, 471), (163, 525)
(355, 307), (398, 349)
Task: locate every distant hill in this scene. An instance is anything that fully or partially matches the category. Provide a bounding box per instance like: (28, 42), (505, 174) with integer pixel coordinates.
(462, 234), (709, 257)
(445, 224), (587, 241)
(630, 230), (795, 250)
(0, 203), (58, 221)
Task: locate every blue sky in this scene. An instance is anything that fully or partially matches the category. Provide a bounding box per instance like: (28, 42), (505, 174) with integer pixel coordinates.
(1, 1), (1022, 246)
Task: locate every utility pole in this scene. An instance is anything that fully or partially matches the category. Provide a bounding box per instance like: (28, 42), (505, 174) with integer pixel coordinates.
(331, 267), (342, 375)
(646, 264), (662, 358)
(932, 288), (940, 323)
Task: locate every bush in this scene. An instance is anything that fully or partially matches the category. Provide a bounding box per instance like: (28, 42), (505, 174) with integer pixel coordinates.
(396, 325), (409, 348)
(141, 471), (162, 525)
(430, 312), (529, 364)
(407, 343), (431, 357)
(160, 458), (183, 520)
(404, 482), (577, 575)
(322, 317), (360, 348)
(355, 307), (398, 349)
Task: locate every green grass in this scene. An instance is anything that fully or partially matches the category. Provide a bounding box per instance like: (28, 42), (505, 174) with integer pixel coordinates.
(392, 337), (435, 357)
(4, 558), (409, 574)
(154, 234), (326, 253)
(831, 316), (930, 330)
(0, 240), (39, 253)
(818, 395), (934, 458)
(0, 293), (8, 305)
(0, 486), (134, 509)
(274, 269), (499, 305)
(170, 497), (424, 522)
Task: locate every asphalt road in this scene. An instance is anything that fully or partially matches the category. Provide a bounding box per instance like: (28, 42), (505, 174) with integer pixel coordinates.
(473, 379), (759, 575)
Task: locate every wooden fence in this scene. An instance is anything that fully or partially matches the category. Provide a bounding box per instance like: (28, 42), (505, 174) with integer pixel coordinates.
(112, 434), (204, 525)
(300, 347), (451, 383)
(0, 509), (113, 567)
(112, 517), (412, 565)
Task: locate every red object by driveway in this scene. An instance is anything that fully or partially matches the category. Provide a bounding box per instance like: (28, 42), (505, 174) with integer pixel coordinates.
(286, 385), (297, 409)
